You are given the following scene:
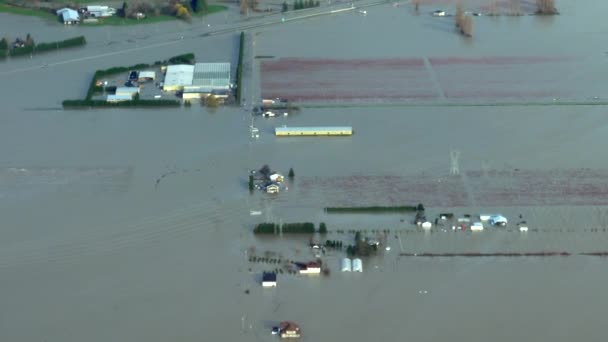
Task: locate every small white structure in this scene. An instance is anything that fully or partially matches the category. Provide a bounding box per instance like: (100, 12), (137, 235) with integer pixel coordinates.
(341, 258), (352, 272)
(137, 71), (156, 82)
(106, 94), (132, 103)
(519, 226), (529, 232)
(56, 8), (80, 24)
(432, 10), (446, 16)
(352, 258), (363, 272)
(471, 222), (484, 231)
(421, 221), (432, 229)
(299, 262), (321, 274)
(263, 111), (276, 117)
(115, 87), (139, 97)
(489, 215), (508, 226)
(266, 183), (280, 194)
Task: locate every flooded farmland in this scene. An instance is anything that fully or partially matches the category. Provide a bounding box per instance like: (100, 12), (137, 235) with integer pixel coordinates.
(2, 1), (608, 341)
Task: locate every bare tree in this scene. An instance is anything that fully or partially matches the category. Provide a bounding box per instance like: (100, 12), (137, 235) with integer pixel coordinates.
(536, 0), (558, 15)
(240, 0), (248, 15)
(460, 15), (473, 37)
(455, 1), (464, 28)
(509, 0), (522, 16)
(413, 0), (420, 13)
(487, 0), (499, 16)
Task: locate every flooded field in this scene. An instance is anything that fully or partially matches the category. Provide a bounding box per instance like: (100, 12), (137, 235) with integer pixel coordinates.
(2, 1), (608, 341)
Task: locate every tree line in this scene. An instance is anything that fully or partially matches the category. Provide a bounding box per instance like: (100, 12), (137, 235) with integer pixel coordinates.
(254, 222), (328, 234)
(0, 35), (85, 59)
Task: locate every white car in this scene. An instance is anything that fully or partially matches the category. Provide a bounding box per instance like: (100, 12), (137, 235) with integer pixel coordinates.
(432, 10), (446, 17)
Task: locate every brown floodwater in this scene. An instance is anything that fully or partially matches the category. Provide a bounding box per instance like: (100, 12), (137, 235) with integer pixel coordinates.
(2, 1), (608, 341)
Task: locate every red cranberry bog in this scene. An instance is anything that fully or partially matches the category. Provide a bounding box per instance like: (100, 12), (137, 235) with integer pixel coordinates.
(261, 56), (579, 103)
(297, 168), (608, 208)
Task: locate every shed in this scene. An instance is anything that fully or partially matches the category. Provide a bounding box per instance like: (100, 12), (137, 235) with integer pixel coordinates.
(341, 258), (352, 272)
(352, 258), (363, 272)
(138, 71), (156, 82)
(279, 321), (301, 338)
(106, 94), (132, 102)
(262, 272), (277, 287)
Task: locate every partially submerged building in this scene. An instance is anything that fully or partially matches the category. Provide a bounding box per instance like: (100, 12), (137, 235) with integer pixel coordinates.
(56, 8), (80, 24)
(299, 262), (321, 274)
(352, 258), (363, 272)
(278, 321), (301, 338)
(262, 272), (277, 287)
(275, 126), (353, 137)
(341, 258), (352, 272)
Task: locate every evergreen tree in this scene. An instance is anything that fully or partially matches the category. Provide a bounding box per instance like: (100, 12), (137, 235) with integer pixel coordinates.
(282, 1), (288, 12)
(288, 167), (295, 178)
(191, 0), (199, 12)
(121, 1), (127, 17)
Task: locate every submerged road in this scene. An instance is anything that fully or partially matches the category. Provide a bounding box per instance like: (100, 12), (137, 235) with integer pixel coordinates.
(0, 0), (390, 76)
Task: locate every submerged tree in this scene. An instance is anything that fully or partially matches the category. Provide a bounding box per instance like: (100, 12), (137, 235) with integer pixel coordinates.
(455, 2), (464, 28)
(282, 1), (288, 12)
(536, 0), (558, 14)
(288, 167), (295, 179)
(460, 15), (473, 37)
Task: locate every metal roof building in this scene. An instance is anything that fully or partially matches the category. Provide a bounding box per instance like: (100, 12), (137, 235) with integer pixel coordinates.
(56, 8), (80, 24)
(275, 126), (353, 137)
(192, 63), (231, 90)
(163, 65), (194, 92)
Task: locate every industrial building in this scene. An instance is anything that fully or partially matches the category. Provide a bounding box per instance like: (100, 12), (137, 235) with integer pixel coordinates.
(275, 126), (353, 137)
(163, 65), (194, 92)
(56, 8), (80, 24)
(163, 63), (231, 95)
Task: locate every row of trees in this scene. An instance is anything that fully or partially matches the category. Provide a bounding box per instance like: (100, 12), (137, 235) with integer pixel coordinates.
(253, 222), (327, 234)
(117, 0), (209, 21)
(293, 0), (320, 10)
(1, 35), (85, 58)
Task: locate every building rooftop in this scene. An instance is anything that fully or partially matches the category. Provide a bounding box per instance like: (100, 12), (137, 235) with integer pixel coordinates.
(192, 63), (231, 89)
(57, 8), (80, 21)
(164, 64), (194, 89)
(262, 272), (277, 282)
